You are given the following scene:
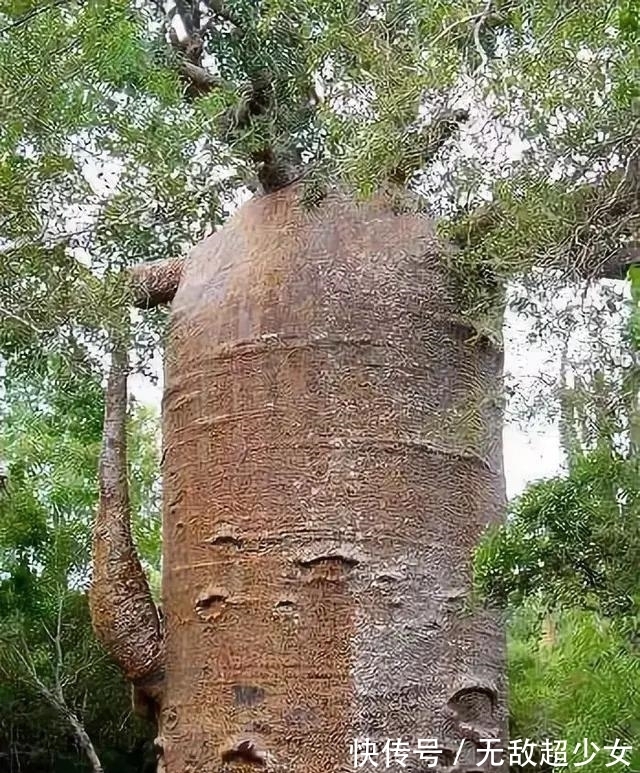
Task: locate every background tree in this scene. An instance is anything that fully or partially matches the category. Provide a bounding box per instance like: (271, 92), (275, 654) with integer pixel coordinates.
(475, 269), (640, 772)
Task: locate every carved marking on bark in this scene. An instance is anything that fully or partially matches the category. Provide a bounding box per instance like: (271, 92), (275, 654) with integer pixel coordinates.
(295, 554), (360, 583)
(233, 684), (266, 706)
(195, 585), (230, 620)
(273, 598), (296, 613)
(205, 529), (243, 548)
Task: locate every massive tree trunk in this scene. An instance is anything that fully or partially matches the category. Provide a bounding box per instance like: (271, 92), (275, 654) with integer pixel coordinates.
(158, 184), (507, 770)
(92, 182), (507, 772)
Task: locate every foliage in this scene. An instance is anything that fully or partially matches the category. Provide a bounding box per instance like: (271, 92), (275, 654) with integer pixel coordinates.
(475, 432), (640, 772)
(1, 0), (226, 374)
(475, 260), (640, 769)
(1, 0), (639, 767)
(475, 446), (640, 617)
(1, 0), (638, 373)
(507, 604), (640, 773)
(475, 263), (640, 616)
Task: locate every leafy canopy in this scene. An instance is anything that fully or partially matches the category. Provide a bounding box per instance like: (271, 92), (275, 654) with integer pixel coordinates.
(1, 0), (638, 373)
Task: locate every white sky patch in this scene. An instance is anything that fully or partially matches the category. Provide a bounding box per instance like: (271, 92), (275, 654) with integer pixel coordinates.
(502, 309), (562, 497)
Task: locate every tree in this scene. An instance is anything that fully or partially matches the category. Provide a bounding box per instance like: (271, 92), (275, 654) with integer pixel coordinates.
(476, 268), (640, 618)
(1, 0), (638, 771)
(505, 604), (640, 773)
(474, 415), (640, 772)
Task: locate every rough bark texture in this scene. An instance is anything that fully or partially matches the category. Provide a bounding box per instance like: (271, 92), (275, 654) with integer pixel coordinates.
(131, 257), (185, 309)
(158, 182), (507, 772)
(89, 339), (164, 706)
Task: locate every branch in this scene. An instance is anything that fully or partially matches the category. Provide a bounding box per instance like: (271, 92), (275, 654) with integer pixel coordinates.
(168, 22), (230, 98)
(590, 244), (640, 280)
(179, 59), (224, 91)
(202, 0), (244, 29)
(223, 68), (273, 135)
(168, 3), (226, 98)
(389, 108), (469, 186)
(447, 159), (639, 282)
(129, 256), (185, 308)
(191, 0), (200, 32)
(166, 0), (297, 191)
(13, 633), (104, 773)
(421, 108), (469, 166)
(472, 0), (494, 71)
(173, 0), (194, 35)
(251, 146), (303, 194)
(89, 331), (164, 703)
(0, 304), (44, 334)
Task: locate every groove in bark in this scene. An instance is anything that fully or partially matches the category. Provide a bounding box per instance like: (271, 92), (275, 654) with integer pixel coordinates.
(158, 183), (508, 771)
(89, 333), (164, 709)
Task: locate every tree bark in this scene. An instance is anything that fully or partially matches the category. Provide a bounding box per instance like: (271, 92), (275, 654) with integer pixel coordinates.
(155, 183), (507, 771)
(130, 257), (184, 309)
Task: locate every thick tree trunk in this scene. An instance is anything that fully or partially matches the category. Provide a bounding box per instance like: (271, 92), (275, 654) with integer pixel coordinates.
(157, 183), (507, 771)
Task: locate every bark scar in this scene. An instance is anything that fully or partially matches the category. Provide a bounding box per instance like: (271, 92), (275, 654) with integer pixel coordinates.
(295, 553), (360, 583)
(221, 738), (271, 767)
(195, 586), (230, 620)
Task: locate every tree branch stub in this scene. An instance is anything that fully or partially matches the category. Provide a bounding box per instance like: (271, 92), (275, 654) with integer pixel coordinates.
(129, 256), (185, 308)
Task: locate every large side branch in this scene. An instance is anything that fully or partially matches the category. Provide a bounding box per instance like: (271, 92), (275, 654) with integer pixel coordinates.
(179, 59), (224, 91)
(89, 333), (164, 703)
(130, 256), (184, 308)
(448, 163), (639, 282)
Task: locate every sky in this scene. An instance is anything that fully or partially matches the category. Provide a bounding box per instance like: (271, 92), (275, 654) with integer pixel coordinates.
(501, 314), (563, 498)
